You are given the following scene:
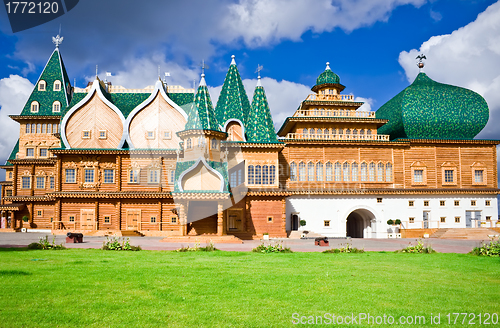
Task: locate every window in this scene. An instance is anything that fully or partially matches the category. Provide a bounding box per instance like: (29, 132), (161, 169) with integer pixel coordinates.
(36, 176), (45, 189)
(26, 148), (34, 157)
(8, 172), (12, 179)
(82, 130), (91, 139)
(171, 216), (177, 224)
(486, 216), (491, 221)
(129, 169), (140, 184)
(307, 162), (314, 181)
(290, 162), (297, 182)
(334, 162), (341, 182)
(53, 124), (59, 133)
(25, 124), (30, 134)
(409, 217), (415, 223)
(104, 169), (114, 184)
(104, 216), (110, 223)
(148, 169), (160, 184)
(52, 101), (61, 113)
(343, 162), (350, 182)
(163, 131), (171, 139)
(169, 170), (175, 185)
(150, 216), (157, 223)
(39, 148), (48, 157)
(31, 101), (39, 113)
(440, 200), (445, 206)
(146, 131), (155, 140)
(385, 163), (392, 182)
(42, 124), (46, 133)
(309, 128), (315, 135)
(316, 162), (323, 181)
(22, 176), (31, 189)
(455, 217), (460, 223)
(65, 169), (76, 183)
(50, 176), (55, 189)
(84, 169), (94, 183)
(38, 80), (46, 91)
(440, 217), (446, 223)
(377, 163), (384, 182)
(409, 201), (414, 207)
(377, 198), (382, 203)
(6, 190), (12, 196)
(298, 162), (306, 181)
(485, 200), (491, 206)
(262, 165), (269, 185)
(248, 165), (254, 184)
(53, 80), (61, 91)
(474, 170), (484, 183)
(211, 139), (218, 149)
(369, 163), (375, 182)
(69, 216), (75, 222)
(37, 123), (41, 133)
(444, 169), (454, 183)
(413, 170), (423, 183)
(99, 130), (107, 139)
(47, 124), (52, 134)
(360, 163), (367, 182)
(471, 200), (476, 206)
(254, 165), (262, 185)
(325, 162), (333, 181)
(37, 210), (43, 216)
(351, 162), (358, 181)
(302, 128), (308, 136)
(267, 216), (273, 223)
(324, 220), (330, 227)
(454, 200), (460, 206)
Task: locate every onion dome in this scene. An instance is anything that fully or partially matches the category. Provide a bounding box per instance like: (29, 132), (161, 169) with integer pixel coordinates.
(311, 62), (345, 93)
(376, 72), (489, 140)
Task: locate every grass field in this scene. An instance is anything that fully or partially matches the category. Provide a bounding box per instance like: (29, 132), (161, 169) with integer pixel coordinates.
(0, 248), (499, 327)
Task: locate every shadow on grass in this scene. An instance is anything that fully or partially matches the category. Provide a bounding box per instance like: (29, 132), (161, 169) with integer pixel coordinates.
(0, 246), (31, 252)
(0, 270), (31, 276)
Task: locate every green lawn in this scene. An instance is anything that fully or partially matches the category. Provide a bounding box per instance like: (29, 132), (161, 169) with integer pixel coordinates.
(0, 249), (499, 327)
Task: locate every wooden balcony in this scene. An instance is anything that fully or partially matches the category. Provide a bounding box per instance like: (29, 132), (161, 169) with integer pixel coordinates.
(284, 133), (390, 141)
(293, 108), (375, 118)
(306, 94), (355, 101)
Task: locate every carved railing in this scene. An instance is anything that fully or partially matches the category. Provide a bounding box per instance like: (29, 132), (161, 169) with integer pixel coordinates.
(285, 133), (390, 141)
(293, 109), (375, 118)
(306, 94), (354, 101)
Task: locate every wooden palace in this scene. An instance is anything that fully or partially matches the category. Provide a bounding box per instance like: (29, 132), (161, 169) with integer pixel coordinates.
(0, 40), (498, 239)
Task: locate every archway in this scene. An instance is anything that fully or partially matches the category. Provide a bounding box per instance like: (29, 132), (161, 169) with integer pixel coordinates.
(346, 209), (375, 238)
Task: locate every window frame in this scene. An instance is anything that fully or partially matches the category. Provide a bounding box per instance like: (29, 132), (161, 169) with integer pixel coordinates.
(65, 169), (76, 184)
(103, 169), (114, 184)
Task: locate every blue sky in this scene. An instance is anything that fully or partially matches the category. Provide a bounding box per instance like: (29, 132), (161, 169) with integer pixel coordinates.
(0, 0), (499, 167)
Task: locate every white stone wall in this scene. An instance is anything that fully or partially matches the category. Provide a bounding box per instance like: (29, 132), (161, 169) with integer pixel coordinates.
(286, 194), (499, 238)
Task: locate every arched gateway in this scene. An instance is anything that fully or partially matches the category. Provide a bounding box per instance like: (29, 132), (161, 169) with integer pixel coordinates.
(346, 209), (375, 238)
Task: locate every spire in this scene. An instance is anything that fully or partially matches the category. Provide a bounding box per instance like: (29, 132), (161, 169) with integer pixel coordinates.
(215, 55), (252, 130)
(20, 46), (72, 116)
(256, 64), (263, 87)
(184, 73), (220, 132)
(247, 77), (277, 142)
(325, 62), (330, 70)
(230, 55), (236, 65)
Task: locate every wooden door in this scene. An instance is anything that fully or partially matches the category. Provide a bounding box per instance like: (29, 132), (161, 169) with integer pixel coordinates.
(80, 209), (95, 230)
(126, 210), (140, 230)
(227, 210), (242, 232)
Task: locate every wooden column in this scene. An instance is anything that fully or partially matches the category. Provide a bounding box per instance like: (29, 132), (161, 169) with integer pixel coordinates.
(217, 202), (224, 236)
(30, 164), (35, 196)
(13, 165), (18, 196)
(116, 156), (122, 191)
(11, 211), (16, 229)
(1, 185), (4, 205)
(116, 200), (122, 231)
(179, 203), (186, 236)
(158, 200), (162, 231)
(245, 197), (251, 233)
(56, 157), (62, 192)
(281, 197), (287, 234)
(95, 200), (99, 231)
(55, 199), (61, 227)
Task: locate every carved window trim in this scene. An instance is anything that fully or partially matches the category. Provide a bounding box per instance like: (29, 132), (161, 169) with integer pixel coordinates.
(441, 162), (457, 186)
(411, 162), (427, 186)
(471, 162), (487, 186)
(38, 80), (46, 91)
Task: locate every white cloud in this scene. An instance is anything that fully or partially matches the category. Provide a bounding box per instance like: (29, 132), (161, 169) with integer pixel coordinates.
(398, 1), (500, 141)
(354, 97), (374, 111)
(221, 0), (426, 47)
(0, 75), (33, 165)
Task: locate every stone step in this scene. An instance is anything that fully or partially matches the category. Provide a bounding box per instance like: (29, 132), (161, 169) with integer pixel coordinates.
(437, 228), (499, 240)
(160, 235), (244, 244)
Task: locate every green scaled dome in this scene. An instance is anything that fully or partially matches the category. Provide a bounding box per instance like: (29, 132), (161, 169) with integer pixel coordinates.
(312, 62), (345, 92)
(376, 72), (489, 140)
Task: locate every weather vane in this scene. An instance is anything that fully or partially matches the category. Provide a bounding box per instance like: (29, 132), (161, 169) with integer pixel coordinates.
(52, 34), (63, 48)
(255, 64), (263, 79)
(200, 60), (209, 75)
(416, 54), (426, 70)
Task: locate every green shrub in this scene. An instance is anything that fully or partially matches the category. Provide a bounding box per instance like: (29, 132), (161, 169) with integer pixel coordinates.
(323, 243), (364, 254)
(28, 235), (65, 250)
(176, 241), (218, 252)
(102, 237), (141, 251)
(252, 242), (293, 253)
(395, 219), (401, 225)
(396, 240), (436, 254)
(469, 239), (500, 257)
(299, 220), (306, 227)
(386, 219), (394, 225)
(22, 216), (29, 222)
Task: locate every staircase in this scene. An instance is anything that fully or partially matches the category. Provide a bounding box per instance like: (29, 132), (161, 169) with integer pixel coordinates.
(430, 228), (499, 240)
(121, 230), (144, 237)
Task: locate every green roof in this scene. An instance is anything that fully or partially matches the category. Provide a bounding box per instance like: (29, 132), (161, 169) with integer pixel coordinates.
(4, 139), (19, 165)
(247, 82), (278, 142)
(376, 72), (489, 140)
(215, 57), (251, 129)
(20, 48), (71, 116)
(184, 76), (220, 132)
(315, 63), (340, 86)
